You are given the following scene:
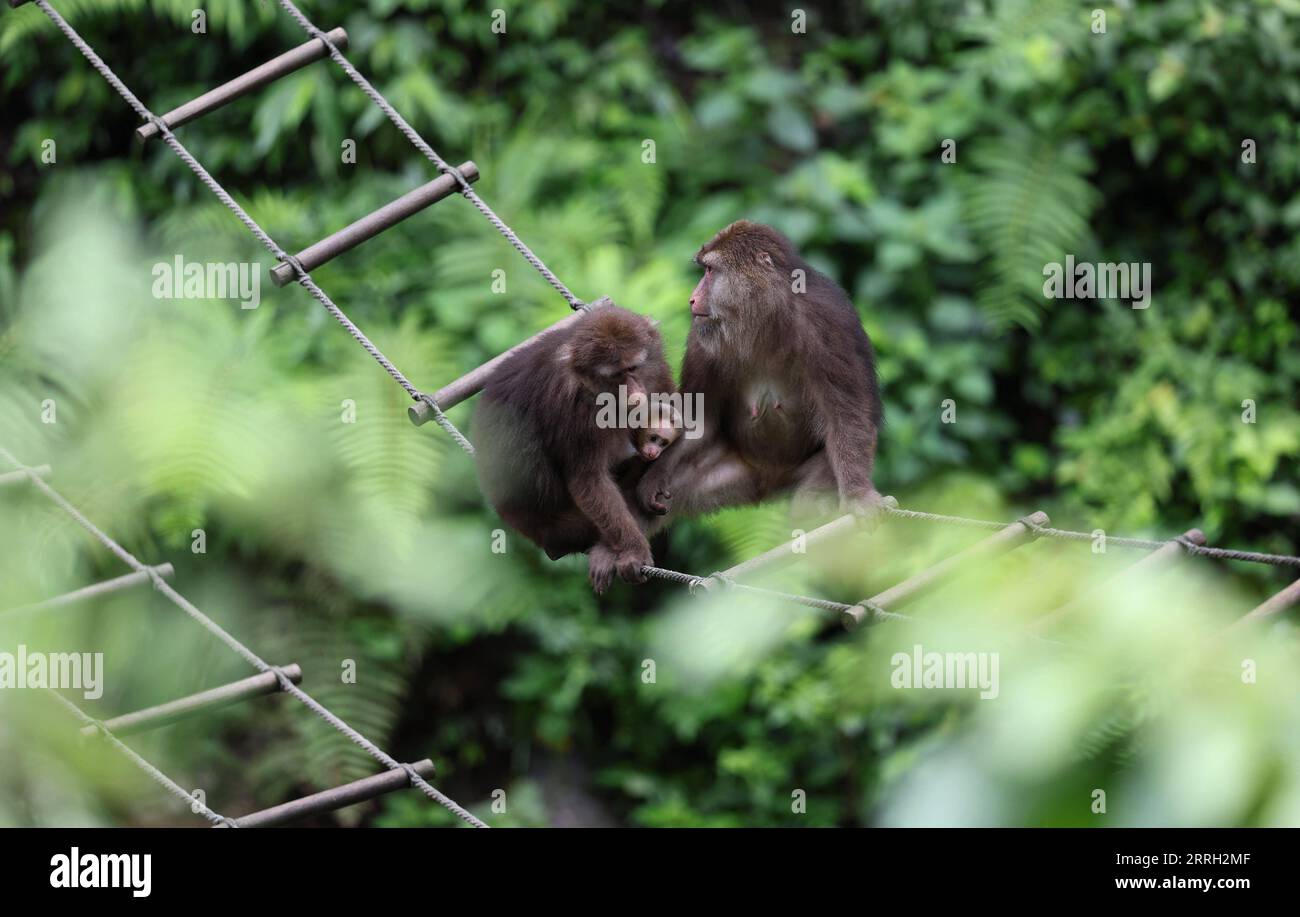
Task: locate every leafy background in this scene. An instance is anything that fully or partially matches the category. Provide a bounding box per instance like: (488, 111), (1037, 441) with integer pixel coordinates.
(0, 0), (1297, 827)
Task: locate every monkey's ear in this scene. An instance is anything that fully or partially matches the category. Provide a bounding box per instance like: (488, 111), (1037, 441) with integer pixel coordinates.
(649, 318), (661, 329)
(756, 250), (774, 269)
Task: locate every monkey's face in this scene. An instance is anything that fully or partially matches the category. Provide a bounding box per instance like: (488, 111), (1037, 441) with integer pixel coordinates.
(690, 242), (777, 329)
(635, 403), (681, 461)
(689, 254), (724, 321)
(574, 348), (649, 399)
(564, 311), (660, 398)
(637, 432), (668, 461)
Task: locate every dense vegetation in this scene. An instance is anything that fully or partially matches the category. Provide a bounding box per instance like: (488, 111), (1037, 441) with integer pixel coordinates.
(0, 0), (1297, 827)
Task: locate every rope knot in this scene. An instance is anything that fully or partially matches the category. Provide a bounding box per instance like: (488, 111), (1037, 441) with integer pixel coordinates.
(400, 763), (423, 787)
(708, 571), (736, 590)
(145, 566), (168, 592)
(276, 252), (308, 284)
(438, 163), (473, 196)
(268, 665), (294, 692)
(841, 600), (886, 630)
(690, 572), (735, 595)
(151, 116), (170, 137)
(1015, 514), (1047, 540)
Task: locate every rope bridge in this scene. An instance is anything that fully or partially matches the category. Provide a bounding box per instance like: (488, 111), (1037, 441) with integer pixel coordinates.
(6, 0), (1299, 826)
(0, 445), (487, 828)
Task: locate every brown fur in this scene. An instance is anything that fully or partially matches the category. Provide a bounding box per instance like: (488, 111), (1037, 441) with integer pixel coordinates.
(474, 305), (677, 592)
(637, 220), (883, 524)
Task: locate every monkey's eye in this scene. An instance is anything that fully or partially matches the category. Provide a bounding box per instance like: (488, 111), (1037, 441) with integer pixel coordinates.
(650, 435), (666, 447)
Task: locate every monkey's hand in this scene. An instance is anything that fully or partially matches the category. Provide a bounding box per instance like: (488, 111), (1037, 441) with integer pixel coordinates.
(635, 473), (673, 516)
(614, 539), (653, 584)
(842, 489), (888, 531)
(588, 544), (618, 595)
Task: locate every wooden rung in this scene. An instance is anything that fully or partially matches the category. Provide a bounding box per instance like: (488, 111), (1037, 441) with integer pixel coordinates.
(408, 296), (611, 425)
(0, 464), (51, 487)
(135, 28), (348, 142)
(719, 497), (900, 582)
(843, 511), (1050, 629)
(270, 161), (479, 287)
(1030, 527), (1206, 633)
(80, 664), (303, 737)
(3, 564), (174, 616)
(217, 759), (436, 828)
(723, 516), (857, 581)
(1234, 577), (1300, 626)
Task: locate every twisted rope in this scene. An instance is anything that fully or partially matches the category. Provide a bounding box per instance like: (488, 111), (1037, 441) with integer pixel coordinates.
(47, 691), (237, 827)
(1, 446), (487, 828)
(883, 505), (1300, 569)
(641, 566), (910, 623)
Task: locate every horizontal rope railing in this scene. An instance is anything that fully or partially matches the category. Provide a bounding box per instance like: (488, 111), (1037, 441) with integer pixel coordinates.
(641, 565), (912, 626)
(884, 505), (1300, 569)
(1029, 528), (1207, 634)
(843, 511), (1048, 629)
(0, 443), (486, 828)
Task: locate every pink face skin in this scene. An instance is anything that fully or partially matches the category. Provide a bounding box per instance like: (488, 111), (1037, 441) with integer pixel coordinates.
(690, 257), (716, 316)
(690, 271), (712, 316)
(635, 403), (681, 461)
(637, 427), (677, 461)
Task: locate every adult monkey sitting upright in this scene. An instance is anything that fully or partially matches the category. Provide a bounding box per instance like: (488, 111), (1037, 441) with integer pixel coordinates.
(636, 220), (884, 524)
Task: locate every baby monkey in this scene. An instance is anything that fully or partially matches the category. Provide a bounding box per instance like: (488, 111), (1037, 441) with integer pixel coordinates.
(624, 390), (682, 464)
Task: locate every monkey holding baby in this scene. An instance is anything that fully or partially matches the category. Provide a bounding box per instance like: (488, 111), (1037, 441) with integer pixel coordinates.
(475, 220), (882, 594)
(473, 304), (681, 593)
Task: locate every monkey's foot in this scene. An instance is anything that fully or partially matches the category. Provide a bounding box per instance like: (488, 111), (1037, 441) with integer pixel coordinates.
(636, 477), (672, 516)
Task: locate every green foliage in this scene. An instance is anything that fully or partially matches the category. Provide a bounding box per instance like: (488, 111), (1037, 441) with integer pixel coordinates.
(1, 0), (1298, 828)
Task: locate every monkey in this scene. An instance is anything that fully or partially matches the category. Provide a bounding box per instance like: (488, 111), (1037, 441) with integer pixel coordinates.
(635, 220), (883, 527)
(473, 304), (678, 593)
